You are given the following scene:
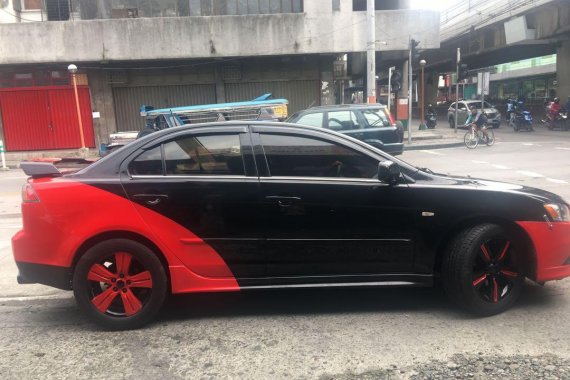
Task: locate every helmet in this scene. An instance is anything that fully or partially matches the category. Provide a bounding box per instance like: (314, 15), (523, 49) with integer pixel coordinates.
(428, 104), (433, 108)
(554, 97), (560, 103)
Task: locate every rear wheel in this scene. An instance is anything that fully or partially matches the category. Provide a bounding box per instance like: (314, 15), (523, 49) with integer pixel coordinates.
(73, 239), (167, 330)
(484, 128), (495, 146)
(442, 224), (525, 316)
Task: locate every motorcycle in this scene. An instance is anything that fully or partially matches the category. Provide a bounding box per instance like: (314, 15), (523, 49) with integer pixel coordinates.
(510, 110), (533, 132)
(425, 112), (437, 129)
(547, 110), (569, 131)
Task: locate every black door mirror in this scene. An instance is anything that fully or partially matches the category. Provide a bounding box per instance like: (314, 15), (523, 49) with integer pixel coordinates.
(377, 161), (401, 184)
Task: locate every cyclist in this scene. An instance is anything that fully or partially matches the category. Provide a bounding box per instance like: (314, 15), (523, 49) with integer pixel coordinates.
(465, 105), (489, 138)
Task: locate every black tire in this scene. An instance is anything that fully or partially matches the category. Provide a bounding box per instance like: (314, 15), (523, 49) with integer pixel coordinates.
(441, 224), (525, 316)
(73, 239), (167, 330)
(449, 118), (455, 129)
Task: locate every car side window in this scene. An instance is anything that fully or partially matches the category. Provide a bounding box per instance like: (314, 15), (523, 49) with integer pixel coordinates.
(164, 134), (244, 175)
(326, 110), (361, 131)
(128, 146), (163, 175)
(361, 108), (390, 127)
(458, 103), (467, 110)
(260, 133), (379, 179)
(296, 112), (324, 128)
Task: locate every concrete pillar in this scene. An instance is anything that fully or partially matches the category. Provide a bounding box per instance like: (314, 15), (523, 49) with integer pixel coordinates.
(557, 40), (570, 101)
(214, 65), (226, 103)
(87, 70), (117, 149)
(424, 71), (438, 107)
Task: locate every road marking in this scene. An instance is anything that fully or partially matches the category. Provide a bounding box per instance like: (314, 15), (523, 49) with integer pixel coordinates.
(0, 294), (72, 303)
(0, 177), (27, 181)
(491, 164), (510, 170)
(522, 143), (534, 146)
(546, 178), (568, 184)
(419, 150), (444, 156)
(471, 160), (489, 164)
(517, 171), (544, 178)
(555, 147), (570, 151)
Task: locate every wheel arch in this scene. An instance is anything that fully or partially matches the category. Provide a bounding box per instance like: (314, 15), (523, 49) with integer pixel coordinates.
(433, 216), (537, 280)
(71, 231), (171, 290)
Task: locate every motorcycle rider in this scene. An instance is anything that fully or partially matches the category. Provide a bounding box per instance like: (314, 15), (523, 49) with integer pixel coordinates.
(549, 98), (561, 123)
(506, 98), (515, 122)
(425, 104), (437, 129)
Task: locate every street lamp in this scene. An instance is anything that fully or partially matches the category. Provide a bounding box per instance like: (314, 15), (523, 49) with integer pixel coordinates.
(419, 59), (427, 130)
(68, 64), (86, 151)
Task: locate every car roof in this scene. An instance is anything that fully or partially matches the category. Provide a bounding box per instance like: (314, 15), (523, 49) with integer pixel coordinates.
(301, 104), (387, 112)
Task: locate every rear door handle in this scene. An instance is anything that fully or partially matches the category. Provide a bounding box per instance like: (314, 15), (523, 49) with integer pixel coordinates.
(265, 195), (301, 207)
(133, 194), (169, 205)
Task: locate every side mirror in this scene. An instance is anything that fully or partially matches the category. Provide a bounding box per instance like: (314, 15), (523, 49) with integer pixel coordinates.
(377, 161), (401, 184)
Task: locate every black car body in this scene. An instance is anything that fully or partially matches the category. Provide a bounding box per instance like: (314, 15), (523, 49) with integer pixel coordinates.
(287, 104), (404, 155)
(13, 121), (570, 329)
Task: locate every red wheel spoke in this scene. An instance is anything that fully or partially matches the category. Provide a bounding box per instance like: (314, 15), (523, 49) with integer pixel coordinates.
(480, 244), (492, 262)
(128, 271), (153, 288)
(500, 269), (519, 278)
(115, 252), (132, 275)
(91, 287), (118, 313)
(497, 241), (511, 262)
(472, 274), (488, 287)
(87, 264), (116, 283)
(492, 277), (499, 303)
(120, 289), (142, 316)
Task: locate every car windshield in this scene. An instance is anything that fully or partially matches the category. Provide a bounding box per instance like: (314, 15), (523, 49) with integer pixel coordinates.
(468, 101), (493, 109)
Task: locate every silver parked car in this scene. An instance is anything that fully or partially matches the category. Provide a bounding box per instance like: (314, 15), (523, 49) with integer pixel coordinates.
(447, 100), (502, 129)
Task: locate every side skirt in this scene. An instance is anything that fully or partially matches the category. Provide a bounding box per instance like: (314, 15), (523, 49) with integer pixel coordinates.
(237, 274), (433, 290)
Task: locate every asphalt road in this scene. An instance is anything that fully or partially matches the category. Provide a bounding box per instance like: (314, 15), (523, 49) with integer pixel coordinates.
(0, 128), (569, 379)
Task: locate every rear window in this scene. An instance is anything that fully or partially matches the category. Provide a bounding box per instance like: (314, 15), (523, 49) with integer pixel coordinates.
(361, 108), (391, 127)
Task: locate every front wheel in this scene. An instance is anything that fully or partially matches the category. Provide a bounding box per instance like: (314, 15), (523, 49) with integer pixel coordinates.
(464, 130), (479, 149)
(441, 224), (525, 316)
(73, 239), (168, 330)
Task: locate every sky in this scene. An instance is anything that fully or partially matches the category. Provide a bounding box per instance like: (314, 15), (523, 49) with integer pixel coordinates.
(410, 0), (462, 10)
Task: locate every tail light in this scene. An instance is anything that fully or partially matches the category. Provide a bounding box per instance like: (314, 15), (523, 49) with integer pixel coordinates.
(386, 109), (396, 125)
(22, 183), (40, 203)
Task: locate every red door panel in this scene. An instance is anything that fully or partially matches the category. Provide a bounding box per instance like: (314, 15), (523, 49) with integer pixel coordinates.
(0, 90), (53, 151)
(48, 88), (95, 149)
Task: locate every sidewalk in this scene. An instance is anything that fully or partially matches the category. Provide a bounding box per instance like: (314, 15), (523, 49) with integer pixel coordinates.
(402, 118), (464, 151)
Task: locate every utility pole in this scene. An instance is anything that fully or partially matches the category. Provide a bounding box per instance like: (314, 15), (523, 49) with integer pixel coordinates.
(454, 48), (460, 134)
(387, 66), (394, 110)
(366, 0), (376, 103)
(408, 38), (413, 144)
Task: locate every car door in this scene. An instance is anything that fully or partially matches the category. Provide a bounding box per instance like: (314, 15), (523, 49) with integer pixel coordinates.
(458, 102), (469, 125)
(251, 126), (416, 283)
(121, 126), (265, 279)
(325, 110), (364, 139)
(358, 107), (400, 145)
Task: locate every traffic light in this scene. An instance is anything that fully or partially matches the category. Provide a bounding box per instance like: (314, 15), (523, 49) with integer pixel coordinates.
(410, 39), (421, 64)
(390, 70), (402, 93)
(458, 63), (469, 81)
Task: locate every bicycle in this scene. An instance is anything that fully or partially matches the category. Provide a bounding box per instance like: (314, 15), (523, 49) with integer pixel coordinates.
(464, 123), (495, 149)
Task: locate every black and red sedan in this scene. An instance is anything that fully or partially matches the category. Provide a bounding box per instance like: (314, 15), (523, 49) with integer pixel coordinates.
(12, 122), (570, 329)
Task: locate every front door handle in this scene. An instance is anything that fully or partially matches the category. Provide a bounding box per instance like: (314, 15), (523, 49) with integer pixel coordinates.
(265, 195), (301, 207)
(132, 194), (169, 205)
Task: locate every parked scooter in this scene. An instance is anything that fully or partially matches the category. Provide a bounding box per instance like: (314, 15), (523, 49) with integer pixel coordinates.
(425, 104), (437, 129)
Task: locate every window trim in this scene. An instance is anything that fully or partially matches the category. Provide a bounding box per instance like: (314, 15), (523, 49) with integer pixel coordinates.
(126, 129), (250, 178)
(257, 131), (381, 180)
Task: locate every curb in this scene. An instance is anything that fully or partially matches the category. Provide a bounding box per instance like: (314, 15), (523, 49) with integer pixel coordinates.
(404, 141), (464, 151)
(0, 213), (22, 219)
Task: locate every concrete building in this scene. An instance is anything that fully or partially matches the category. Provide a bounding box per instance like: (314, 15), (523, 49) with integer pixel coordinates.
(422, 0), (569, 110)
(0, 0), (439, 153)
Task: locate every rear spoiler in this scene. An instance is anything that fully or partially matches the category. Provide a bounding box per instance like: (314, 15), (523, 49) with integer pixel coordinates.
(20, 162), (62, 179)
